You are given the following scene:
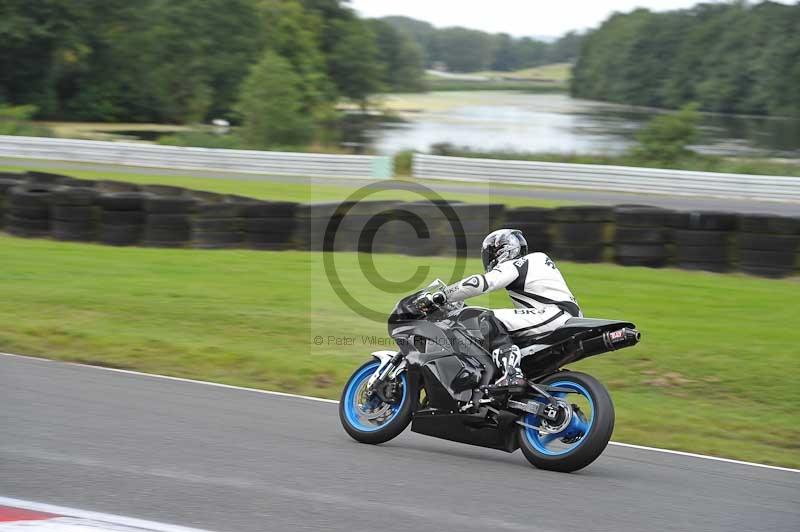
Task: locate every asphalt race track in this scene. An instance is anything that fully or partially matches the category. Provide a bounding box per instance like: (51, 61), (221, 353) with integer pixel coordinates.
(1, 158), (798, 215)
(1, 354), (798, 532)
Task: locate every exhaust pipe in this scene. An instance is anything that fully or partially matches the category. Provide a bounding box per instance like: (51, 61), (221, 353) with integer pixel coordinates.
(578, 328), (641, 356)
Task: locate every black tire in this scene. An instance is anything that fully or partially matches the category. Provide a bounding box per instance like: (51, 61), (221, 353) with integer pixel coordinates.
(52, 221), (96, 242)
(739, 249), (797, 269)
(52, 219), (95, 232)
(0, 177), (25, 194)
(101, 210), (145, 225)
(6, 225), (49, 238)
(245, 216), (297, 233)
(141, 184), (187, 196)
(96, 181), (141, 193)
(339, 360), (414, 445)
(190, 191), (228, 203)
(26, 171), (69, 184)
(144, 195), (197, 214)
(51, 186), (97, 206)
(676, 245), (728, 262)
(739, 215), (800, 235)
(614, 226), (669, 244)
(146, 214), (191, 229)
(144, 226), (191, 241)
(244, 201), (299, 218)
(52, 205), (95, 221)
(739, 264), (796, 279)
(246, 231), (295, 244)
(100, 225), (143, 246)
(8, 205), (49, 219)
(614, 244), (669, 268)
(738, 233), (800, 252)
(671, 211), (737, 231)
(614, 206), (672, 227)
(7, 185), (53, 207)
(193, 231), (244, 245)
(551, 243), (605, 263)
(98, 193), (147, 211)
(193, 218), (242, 232)
(677, 261), (730, 273)
(519, 371), (615, 473)
(6, 215), (50, 231)
(552, 206), (613, 223)
(195, 202), (245, 219)
(555, 223), (605, 244)
(673, 229), (730, 247)
(141, 240), (187, 248)
(505, 207), (551, 224)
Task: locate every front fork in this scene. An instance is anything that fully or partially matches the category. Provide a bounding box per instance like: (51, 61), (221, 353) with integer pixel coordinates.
(366, 350), (406, 395)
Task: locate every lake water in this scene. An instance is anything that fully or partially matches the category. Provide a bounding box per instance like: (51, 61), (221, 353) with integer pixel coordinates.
(366, 92), (800, 158)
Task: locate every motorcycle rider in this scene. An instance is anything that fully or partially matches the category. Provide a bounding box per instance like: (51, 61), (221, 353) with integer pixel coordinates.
(416, 229), (581, 387)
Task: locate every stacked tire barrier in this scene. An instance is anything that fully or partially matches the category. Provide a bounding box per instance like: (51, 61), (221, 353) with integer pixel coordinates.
(191, 198), (244, 250)
(99, 193), (146, 246)
(0, 173), (28, 229)
(4, 184), (53, 238)
(672, 211), (738, 273)
(51, 186), (98, 242)
(296, 201), (346, 252)
(613, 206), (672, 268)
(550, 206), (613, 263)
(1, 170), (798, 279)
(502, 207), (551, 253)
(440, 203), (505, 257)
(142, 191), (197, 248)
(737, 215), (800, 278)
(243, 200), (299, 250)
(332, 200), (400, 253)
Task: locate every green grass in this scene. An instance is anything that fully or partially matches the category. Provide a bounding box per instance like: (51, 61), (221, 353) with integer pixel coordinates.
(0, 164), (573, 208)
(424, 80), (567, 92)
(1, 234), (798, 467)
(472, 63), (572, 82)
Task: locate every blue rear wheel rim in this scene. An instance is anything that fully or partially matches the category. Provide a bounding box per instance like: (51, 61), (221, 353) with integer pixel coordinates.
(343, 361), (407, 432)
(523, 380), (595, 456)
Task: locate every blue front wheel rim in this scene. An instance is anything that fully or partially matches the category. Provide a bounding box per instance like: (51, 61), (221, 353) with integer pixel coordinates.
(523, 380), (595, 456)
(343, 361), (408, 433)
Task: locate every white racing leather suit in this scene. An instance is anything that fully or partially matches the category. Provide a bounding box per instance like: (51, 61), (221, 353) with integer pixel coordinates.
(444, 252), (581, 344)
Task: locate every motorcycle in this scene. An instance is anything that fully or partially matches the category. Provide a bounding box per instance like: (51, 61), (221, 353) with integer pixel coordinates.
(339, 280), (641, 473)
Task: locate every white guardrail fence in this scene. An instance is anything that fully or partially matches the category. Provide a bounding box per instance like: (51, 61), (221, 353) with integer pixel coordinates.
(413, 153), (800, 203)
(0, 135), (393, 179)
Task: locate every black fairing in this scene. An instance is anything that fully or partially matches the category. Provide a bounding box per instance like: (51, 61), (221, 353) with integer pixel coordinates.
(520, 318), (638, 378)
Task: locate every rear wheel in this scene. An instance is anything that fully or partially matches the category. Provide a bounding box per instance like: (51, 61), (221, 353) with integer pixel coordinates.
(519, 371), (614, 472)
(339, 360), (413, 444)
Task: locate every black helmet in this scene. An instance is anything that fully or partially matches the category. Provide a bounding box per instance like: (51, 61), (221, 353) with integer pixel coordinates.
(481, 229), (528, 271)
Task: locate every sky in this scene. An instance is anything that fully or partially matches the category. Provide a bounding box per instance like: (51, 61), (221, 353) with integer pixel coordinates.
(348, 0), (790, 38)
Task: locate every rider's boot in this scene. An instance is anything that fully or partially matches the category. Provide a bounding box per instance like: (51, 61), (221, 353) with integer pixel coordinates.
(491, 344), (527, 389)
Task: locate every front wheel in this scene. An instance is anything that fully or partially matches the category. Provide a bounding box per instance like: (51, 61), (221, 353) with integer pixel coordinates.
(519, 371), (615, 473)
(339, 360), (413, 444)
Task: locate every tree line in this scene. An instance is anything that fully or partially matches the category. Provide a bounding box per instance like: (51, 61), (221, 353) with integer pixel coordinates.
(382, 16), (583, 73)
(0, 0), (427, 125)
(571, 1), (800, 117)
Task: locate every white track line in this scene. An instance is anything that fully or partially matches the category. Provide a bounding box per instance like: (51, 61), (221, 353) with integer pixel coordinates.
(0, 496), (214, 532)
(2, 352), (797, 474)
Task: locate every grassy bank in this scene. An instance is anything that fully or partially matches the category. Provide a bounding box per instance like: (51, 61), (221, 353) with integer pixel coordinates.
(423, 63), (570, 92)
(1, 234), (797, 467)
(424, 80), (566, 92)
(0, 163), (573, 208)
